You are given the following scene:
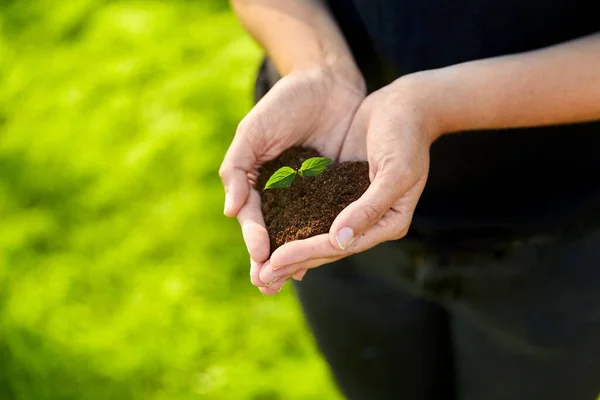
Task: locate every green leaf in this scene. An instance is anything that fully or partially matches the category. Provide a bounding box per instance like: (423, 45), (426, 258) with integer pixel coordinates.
(298, 157), (333, 177)
(264, 166), (297, 189)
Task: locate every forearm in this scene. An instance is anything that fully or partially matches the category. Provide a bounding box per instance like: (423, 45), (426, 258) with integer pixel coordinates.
(231, 0), (363, 86)
(412, 33), (600, 138)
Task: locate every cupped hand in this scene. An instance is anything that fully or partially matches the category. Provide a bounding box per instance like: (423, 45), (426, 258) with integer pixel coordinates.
(220, 64), (365, 295)
(258, 74), (443, 288)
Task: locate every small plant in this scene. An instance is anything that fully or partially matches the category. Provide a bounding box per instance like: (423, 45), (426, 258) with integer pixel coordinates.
(264, 157), (333, 189)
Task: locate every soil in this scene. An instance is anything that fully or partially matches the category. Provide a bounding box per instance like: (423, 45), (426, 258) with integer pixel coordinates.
(257, 147), (370, 253)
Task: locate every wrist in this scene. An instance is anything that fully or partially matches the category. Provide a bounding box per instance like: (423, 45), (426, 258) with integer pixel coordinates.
(328, 58), (366, 95)
(235, 0), (365, 95)
(392, 68), (480, 140)
(288, 57), (366, 97)
(385, 71), (450, 144)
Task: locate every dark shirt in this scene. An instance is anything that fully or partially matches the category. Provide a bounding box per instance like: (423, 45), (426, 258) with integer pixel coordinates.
(326, 0), (600, 240)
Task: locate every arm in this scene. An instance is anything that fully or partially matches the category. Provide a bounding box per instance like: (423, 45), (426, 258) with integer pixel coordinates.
(256, 32), (600, 285)
(224, 0), (367, 294)
(230, 0), (363, 85)
(415, 32), (600, 139)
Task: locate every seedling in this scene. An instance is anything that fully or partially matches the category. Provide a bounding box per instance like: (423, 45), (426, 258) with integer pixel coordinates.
(264, 157), (333, 190)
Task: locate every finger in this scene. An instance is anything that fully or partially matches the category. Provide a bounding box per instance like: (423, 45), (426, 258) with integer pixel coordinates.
(254, 260), (286, 288)
(247, 170), (259, 183)
(259, 275), (291, 296)
(258, 269), (283, 295)
(259, 286), (280, 296)
(237, 190), (270, 263)
(268, 210), (411, 279)
(266, 234), (349, 282)
(269, 234), (333, 271)
(262, 256), (339, 283)
(329, 166), (409, 250)
(220, 118), (260, 217)
(250, 258), (264, 287)
(254, 259), (273, 287)
(292, 269), (308, 281)
(290, 258), (341, 274)
(267, 276), (289, 293)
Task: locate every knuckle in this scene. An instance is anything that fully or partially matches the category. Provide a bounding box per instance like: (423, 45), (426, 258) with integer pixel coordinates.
(380, 157), (409, 181)
(218, 163), (231, 183)
(389, 227), (409, 241)
(344, 247), (358, 256)
(250, 275), (262, 287)
(236, 115), (254, 135)
(386, 222), (409, 241)
(236, 114), (267, 151)
(360, 204), (383, 226)
(237, 113), (265, 139)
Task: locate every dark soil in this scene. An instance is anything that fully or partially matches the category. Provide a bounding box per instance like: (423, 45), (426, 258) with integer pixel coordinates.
(257, 147), (370, 253)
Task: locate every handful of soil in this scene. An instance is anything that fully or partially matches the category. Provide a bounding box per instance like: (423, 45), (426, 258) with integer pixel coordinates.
(257, 147), (370, 253)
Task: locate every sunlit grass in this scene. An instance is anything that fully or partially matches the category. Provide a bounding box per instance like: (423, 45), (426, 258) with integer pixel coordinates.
(0, 1), (342, 398)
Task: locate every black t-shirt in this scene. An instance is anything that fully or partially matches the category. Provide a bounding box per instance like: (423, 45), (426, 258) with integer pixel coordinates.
(326, 0), (600, 240)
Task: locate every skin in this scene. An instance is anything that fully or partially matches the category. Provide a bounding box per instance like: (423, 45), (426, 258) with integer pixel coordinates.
(221, 0), (600, 295)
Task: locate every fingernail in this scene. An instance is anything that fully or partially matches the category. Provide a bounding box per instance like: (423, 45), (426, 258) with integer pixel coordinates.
(336, 227), (355, 250)
(277, 281), (286, 293)
(293, 272), (304, 281)
(272, 264), (282, 271)
(224, 194), (232, 215)
(265, 278), (279, 288)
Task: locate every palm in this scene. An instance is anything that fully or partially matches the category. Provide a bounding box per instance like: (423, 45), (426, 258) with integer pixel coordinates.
(250, 70), (365, 166)
(220, 68), (365, 294)
(252, 88), (432, 293)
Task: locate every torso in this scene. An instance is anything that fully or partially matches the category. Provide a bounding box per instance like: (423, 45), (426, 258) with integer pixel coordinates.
(326, 0), (600, 237)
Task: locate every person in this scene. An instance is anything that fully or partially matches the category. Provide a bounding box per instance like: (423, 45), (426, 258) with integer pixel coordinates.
(220, 0), (600, 398)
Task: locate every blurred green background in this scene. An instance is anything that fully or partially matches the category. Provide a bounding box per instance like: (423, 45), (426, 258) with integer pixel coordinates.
(0, 1), (342, 398)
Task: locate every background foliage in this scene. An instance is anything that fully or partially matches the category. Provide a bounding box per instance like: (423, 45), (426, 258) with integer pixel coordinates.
(0, 1), (342, 398)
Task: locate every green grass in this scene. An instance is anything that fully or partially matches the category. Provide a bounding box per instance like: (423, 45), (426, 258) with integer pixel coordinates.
(0, 1), (342, 398)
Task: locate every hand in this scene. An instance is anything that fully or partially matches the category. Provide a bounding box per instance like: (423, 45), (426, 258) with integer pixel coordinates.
(220, 64), (365, 295)
(258, 73), (442, 286)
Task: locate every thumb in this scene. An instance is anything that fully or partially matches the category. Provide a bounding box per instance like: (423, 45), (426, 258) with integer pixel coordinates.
(220, 74), (321, 217)
(329, 167), (407, 250)
(219, 117), (259, 217)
